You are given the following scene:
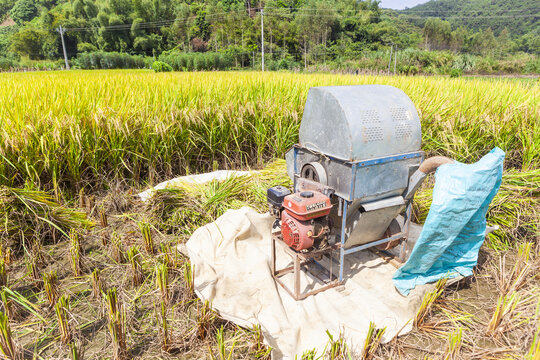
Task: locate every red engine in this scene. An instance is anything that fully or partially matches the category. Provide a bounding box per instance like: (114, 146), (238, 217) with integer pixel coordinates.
(279, 191), (332, 251)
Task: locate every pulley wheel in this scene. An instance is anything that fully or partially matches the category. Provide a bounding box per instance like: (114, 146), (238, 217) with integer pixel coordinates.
(300, 162), (327, 185)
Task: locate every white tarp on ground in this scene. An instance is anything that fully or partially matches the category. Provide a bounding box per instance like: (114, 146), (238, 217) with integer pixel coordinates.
(185, 206), (433, 359)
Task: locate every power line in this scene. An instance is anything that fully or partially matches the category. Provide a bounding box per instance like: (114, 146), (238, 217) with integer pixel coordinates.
(397, 8), (540, 13)
(63, 10), (539, 33)
(396, 14), (539, 19)
(65, 9), (248, 32)
(394, 8), (540, 14)
(262, 6), (539, 12)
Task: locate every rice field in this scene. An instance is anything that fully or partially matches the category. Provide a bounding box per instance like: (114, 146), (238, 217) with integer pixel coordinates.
(0, 70), (538, 359)
(0, 71), (538, 188)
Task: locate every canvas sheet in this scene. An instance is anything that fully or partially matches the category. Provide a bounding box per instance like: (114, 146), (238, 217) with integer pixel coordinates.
(185, 207), (433, 359)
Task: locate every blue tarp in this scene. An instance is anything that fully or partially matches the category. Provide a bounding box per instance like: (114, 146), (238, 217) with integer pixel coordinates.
(393, 148), (505, 296)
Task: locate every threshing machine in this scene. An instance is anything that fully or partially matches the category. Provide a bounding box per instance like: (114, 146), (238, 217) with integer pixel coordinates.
(267, 85), (453, 300)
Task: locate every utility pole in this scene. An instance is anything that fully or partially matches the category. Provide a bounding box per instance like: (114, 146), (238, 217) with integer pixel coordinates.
(260, 8), (264, 71)
(56, 25), (70, 70)
(394, 47), (397, 75)
(387, 44), (393, 74)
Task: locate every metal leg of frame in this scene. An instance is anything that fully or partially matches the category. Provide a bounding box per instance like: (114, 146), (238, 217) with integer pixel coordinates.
(271, 234), (276, 275)
(399, 204), (412, 262)
(294, 253), (300, 297)
(339, 200), (348, 282)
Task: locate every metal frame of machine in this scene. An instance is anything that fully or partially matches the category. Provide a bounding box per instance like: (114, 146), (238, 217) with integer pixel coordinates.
(271, 232), (341, 300)
(292, 146), (424, 282)
(270, 148), (422, 299)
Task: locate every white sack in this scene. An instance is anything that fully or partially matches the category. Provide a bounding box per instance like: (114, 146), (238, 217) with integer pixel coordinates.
(186, 207), (433, 359)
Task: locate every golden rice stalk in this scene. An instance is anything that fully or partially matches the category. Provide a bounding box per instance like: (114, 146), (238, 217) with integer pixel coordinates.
(156, 263), (169, 305)
(196, 300), (216, 340)
(0, 311), (18, 360)
(159, 243), (172, 268)
(0, 186), (93, 248)
(0, 247), (11, 267)
(30, 240), (44, 266)
(109, 232), (125, 263)
(78, 187), (86, 209)
(444, 327), (462, 360)
(414, 278), (447, 329)
(486, 292), (519, 336)
(183, 262), (194, 299)
(0, 260), (7, 288)
(127, 246), (144, 287)
(26, 258), (40, 288)
(55, 295), (72, 344)
(105, 288), (127, 360)
(99, 208), (108, 228)
(362, 322), (385, 360)
(497, 242), (534, 296)
(69, 230), (82, 276)
(101, 232), (109, 247)
(43, 271), (60, 307)
(157, 300), (170, 352)
(91, 268), (103, 299)
(86, 195), (95, 215)
(139, 222), (154, 254)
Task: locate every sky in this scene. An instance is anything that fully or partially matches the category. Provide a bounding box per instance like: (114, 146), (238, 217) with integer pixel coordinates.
(378, 0), (429, 10)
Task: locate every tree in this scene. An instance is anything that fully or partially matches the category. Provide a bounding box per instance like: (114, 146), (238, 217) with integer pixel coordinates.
(133, 0), (152, 22)
(450, 26), (468, 53)
(423, 17), (451, 50)
(109, 0), (132, 19)
(84, 1), (98, 18)
(0, 26), (17, 57)
(295, 0), (338, 67)
(133, 33), (161, 53)
(162, 3), (191, 50)
(73, 0), (84, 18)
(470, 28), (497, 56)
(192, 7), (210, 41)
(0, 0), (15, 20)
(496, 27), (510, 57)
(513, 32), (539, 55)
(9, 0), (37, 25)
(9, 27), (47, 59)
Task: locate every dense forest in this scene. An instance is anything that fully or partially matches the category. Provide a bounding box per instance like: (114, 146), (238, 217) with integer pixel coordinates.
(0, 0), (538, 73)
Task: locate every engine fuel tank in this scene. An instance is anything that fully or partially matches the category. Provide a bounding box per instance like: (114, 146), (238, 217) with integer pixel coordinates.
(282, 191), (332, 221)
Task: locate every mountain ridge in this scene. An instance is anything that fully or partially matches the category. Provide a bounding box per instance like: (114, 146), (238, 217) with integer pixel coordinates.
(400, 0), (539, 36)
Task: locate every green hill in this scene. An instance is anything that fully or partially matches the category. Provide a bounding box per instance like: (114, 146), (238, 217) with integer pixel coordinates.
(401, 0), (539, 36)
